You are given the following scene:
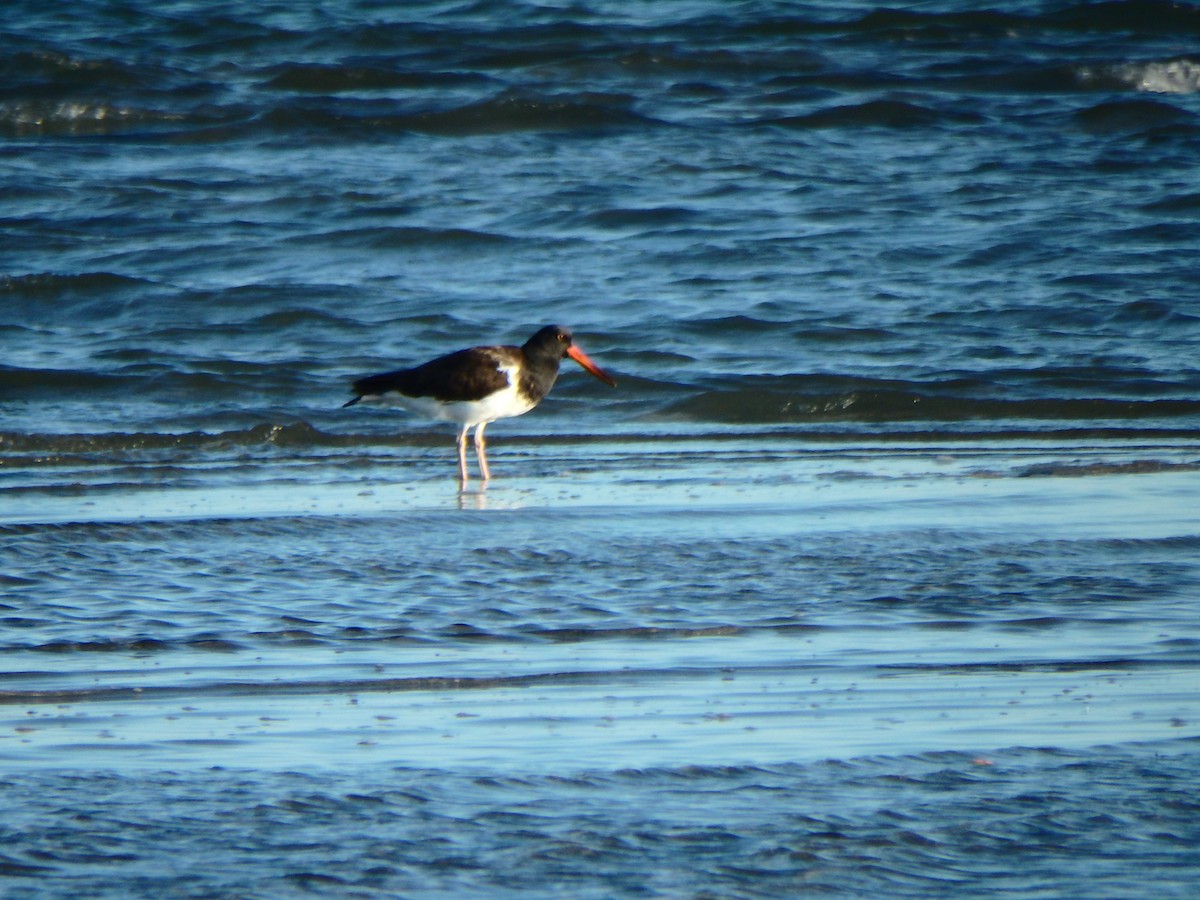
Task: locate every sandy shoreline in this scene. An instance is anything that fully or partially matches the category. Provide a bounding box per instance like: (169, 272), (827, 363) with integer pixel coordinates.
(4, 442), (1198, 774)
(3, 623), (1195, 773)
(4, 436), (1198, 532)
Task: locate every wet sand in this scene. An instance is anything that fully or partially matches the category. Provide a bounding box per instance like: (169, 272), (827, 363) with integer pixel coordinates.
(4, 439), (1197, 775)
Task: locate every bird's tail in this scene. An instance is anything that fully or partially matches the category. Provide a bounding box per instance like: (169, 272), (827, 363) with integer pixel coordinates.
(342, 396), (361, 408)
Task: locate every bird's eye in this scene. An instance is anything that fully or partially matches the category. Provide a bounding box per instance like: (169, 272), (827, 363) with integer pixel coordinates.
(557, 332), (567, 342)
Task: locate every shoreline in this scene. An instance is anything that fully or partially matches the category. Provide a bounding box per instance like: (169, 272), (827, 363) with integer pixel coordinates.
(3, 446), (1198, 774)
(3, 436), (1198, 529)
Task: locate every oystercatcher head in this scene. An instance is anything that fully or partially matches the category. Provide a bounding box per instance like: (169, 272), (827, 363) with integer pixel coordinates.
(344, 325), (616, 484)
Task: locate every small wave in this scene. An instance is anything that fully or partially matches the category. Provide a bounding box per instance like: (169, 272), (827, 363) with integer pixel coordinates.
(1045, 0), (1200, 35)
(531, 625), (743, 642)
(0, 366), (130, 395)
(0, 49), (155, 95)
(250, 90), (660, 138)
(675, 314), (794, 338)
(0, 363), (299, 403)
(0, 666), (694, 706)
(0, 100), (190, 137)
(585, 206), (699, 230)
(1106, 298), (1200, 326)
(849, 1), (1200, 40)
(760, 100), (983, 130)
(0, 272), (152, 298)
(401, 90), (660, 135)
(1074, 99), (1196, 133)
(1016, 459), (1200, 478)
(243, 307), (362, 330)
(850, 7), (1024, 37)
(0, 422), (348, 457)
(659, 377), (1200, 425)
(290, 225), (515, 250)
(259, 63), (488, 93)
(1140, 192), (1200, 214)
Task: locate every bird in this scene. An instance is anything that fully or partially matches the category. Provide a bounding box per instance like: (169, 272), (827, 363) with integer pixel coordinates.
(344, 325), (616, 484)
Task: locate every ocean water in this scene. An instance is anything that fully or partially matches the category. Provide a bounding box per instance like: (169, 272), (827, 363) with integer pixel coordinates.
(3, 1), (1200, 897)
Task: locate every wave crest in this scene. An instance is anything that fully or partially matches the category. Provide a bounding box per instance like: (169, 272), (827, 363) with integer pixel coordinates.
(1078, 58), (1200, 95)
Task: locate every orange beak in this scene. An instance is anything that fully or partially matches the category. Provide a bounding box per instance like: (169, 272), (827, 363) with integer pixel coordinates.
(567, 344), (617, 387)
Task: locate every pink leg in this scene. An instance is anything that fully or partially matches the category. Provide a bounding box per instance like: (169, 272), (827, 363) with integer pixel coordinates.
(456, 426), (470, 485)
(474, 422), (491, 481)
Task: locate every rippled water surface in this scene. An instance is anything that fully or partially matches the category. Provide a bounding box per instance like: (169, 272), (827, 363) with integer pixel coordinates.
(3, 1), (1200, 896)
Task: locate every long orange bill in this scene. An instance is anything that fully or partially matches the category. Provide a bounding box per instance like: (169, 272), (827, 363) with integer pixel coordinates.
(567, 344), (617, 387)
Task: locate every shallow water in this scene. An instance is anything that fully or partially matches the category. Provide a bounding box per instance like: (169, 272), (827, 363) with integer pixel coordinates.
(3, 0), (1200, 896)
(4, 440), (1199, 896)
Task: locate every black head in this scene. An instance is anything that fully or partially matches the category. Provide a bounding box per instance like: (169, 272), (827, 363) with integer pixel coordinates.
(523, 325), (575, 359)
(523, 325), (616, 387)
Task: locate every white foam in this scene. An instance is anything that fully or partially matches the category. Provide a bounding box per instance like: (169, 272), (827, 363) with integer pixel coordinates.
(1117, 58), (1200, 94)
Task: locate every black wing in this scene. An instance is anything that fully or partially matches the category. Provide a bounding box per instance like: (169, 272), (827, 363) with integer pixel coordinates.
(349, 347), (512, 404)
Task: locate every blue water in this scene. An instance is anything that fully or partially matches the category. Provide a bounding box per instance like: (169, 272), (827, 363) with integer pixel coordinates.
(3, 2), (1200, 896)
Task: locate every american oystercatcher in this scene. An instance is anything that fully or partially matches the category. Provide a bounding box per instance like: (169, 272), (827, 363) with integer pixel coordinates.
(344, 325), (616, 484)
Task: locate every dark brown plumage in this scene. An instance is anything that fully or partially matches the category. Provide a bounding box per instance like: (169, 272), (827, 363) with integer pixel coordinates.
(344, 325), (616, 484)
